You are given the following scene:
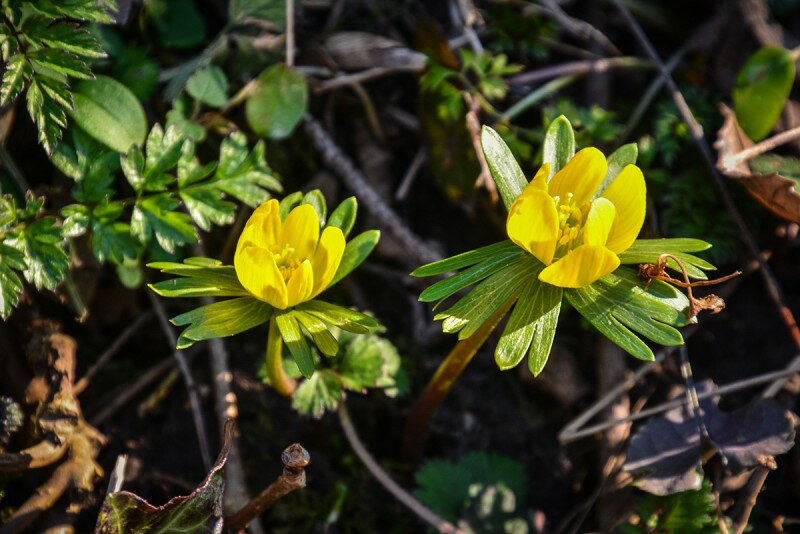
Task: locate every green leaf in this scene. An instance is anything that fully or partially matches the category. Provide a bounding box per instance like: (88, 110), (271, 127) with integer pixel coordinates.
(481, 126), (528, 210)
(274, 311), (315, 378)
(596, 142), (638, 198)
(9, 217), (69, 291)
(146, 0), (206, 49)
(419, 246), (525, 303)
(435, 256), (537, 340)
(36, 22), (105, 58)
(211, 133), (281, 206)
(330, 230), (379, 287)
(29, 48), (92, 79)
(412, 240), (520, 278)
(0, 54), (31, 106)
(0, 243), (25, 319)
(293, 310), (339, 356)
(566, 268), (690, 361)
(292, 371), (343, 419)
(245, 64), (308, 139)
(91, 219), (137, 264)
(302, 189), (327, 226)
(185, 66), (228, 108)
(61, 204), (90, 237)
(733, 46), (796, 141)
(70, 75), (147, 153)
(132, 195), (197, 253)
(171, 297), (273, 349)
(148, 259), (249, 298)
(328, 197), (358, 238)
(619, 238), (715, 281)
(495, 274), (562, 375)
(542, 115), (575, 179)
(179, 189), (235, 231)
(338, 335), (400, 392)
(26, 78), (65, 153)
(296, 300), (381, 334)
(279, 192), (303, 220)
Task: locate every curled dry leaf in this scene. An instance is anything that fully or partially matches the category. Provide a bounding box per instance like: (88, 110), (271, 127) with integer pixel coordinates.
(323, 32), (427, 71)
(715, 104), (800, 224)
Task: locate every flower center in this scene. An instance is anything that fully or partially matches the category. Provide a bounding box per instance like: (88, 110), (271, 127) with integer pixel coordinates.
(553, 192), (590, 258)
(270, 243), (302, 281)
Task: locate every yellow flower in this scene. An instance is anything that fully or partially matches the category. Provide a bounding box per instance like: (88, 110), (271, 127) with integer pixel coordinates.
(506, 147), (646, 288)
(234, 199), (345, 309)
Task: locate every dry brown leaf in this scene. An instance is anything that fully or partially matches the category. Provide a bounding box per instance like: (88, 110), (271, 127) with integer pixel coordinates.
(715, 104), (800, 224)
(323, 32), (426, 71)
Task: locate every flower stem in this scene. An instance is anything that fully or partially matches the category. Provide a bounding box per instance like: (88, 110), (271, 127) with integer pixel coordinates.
(403, 296), (516, 461)
(266, 317), (297, 397)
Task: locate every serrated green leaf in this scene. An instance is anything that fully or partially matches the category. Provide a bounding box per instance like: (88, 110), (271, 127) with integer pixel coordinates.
(29, 48), (92, 80)
(37, 23), (105, 58)
(495, 273), (562, 374)
(10, 217), (68, 291)
(330, 230), (379, 287)
(211, 134), (281, 206)
(296, 300), (380, 334)
(412, 241), (520, 278)
(481, 126), (528, 210)
(302, 189), (327, 226)
(70, 75), (146, 153)
(185, 66), (228, 108)
(132, 195), (197, 252)
(274, 311), (315, 378)
(92, 219), (137, 264)
(26, 79), (65, 153)
(245, 64), (308, 139)
(337, 336), (388, 391)
(171, 296), (273, 349)
(733, 46), (795, 141)
(293, 310), (339, 356)
(0, 54), (31, 106)
(292, 370), (343, 419)
(542, 115), (575, 179)
(619, 238), (715, 281)
(144, 125), (185, 186)
(60, 204), (90, 237)
(436, 256), (536, 339)
(121, 144), (145, 191)
(0, 243), (25, 319)
(419, 247), (525, 303)
(179, 189), (235, 231)
(328, 197), (357, 238)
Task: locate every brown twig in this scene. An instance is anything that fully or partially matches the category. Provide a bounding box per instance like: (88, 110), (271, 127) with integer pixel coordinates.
(540, 0), (622, 56)
(733, 456), (776, 534)
(339, 404), (465, 534)
(303, 113), (441, 265)
(147, 291), (213, 470)
(226, 443), (310, 533)
(508, 56), (651, 86)
(463, 93), (497, 203)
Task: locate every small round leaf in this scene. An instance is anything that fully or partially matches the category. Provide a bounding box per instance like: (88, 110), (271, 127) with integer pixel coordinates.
(245, 64), (308, 140)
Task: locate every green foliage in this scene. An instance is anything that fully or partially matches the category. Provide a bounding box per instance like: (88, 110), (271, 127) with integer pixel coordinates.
(733, 46), (795, 141)
(486, 5), (555, 60)
(0, 0), (114, 153)
(0, 194), (68, 318)
(421, 49), (521, 122)
(186, 66), (229, 108)
(619, 480), (722, 534)
(288, 329), (407, 418)
(415, 451), (529, 534)
(543, 99), (622, 148)
(145, 0), (206, 49)
(246, 64), (308, 140)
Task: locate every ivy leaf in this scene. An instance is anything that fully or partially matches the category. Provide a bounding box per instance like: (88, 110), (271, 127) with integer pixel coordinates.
(132, 195), (197, 253)
(95, 421), (233, 533)
(171, 297), (274, 349)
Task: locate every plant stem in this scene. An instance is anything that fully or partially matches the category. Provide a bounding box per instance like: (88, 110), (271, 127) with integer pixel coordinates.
(266, 317), (296, 397)
(403, 296), (516, 461)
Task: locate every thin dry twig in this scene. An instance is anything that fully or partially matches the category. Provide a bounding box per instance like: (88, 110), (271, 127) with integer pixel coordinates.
(540, 0), (622, 56)
(226, 443), (310, 533)
(147, 291), (213, 471)
(395, 147), (427, 201)
(338, 404), (465, 534)
(463, 93), (497, 202)
(285, 0), (295, 68)
(724, 124), (800, 167)
(303, 114), (442, 265)
(508, 56), (651, 86)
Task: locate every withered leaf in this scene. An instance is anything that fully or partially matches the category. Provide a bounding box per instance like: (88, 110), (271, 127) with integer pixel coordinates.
(715, 104), (800, 224)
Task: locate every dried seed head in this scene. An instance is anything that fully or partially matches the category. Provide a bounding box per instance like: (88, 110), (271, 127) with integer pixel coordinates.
(281, 443), (310, 469)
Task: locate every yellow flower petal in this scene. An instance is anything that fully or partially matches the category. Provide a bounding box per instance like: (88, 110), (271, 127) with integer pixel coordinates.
(507, 183), (559, 265)
(286, 259), (314, 307)
(235, 198), (281, 255)
(582, 197), (616, 247)
(602, 164), (647, 253)
(311, 226), (346, 296)
(548, 147), (607, 206)
(281, 204), (320, 259)
(234, 244), (288, 308)
(538, 244), (620, 288)
(529, 162), (551, 191)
